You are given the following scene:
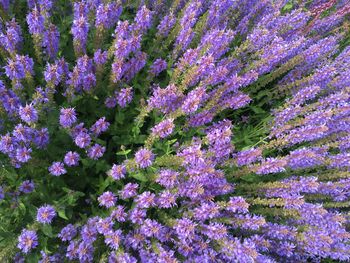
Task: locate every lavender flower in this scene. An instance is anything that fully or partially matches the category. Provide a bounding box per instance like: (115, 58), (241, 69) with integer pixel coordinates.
(58, 224), (77, 241)
(36, 205), (56, 224)
(64, 151), (80, 166)
(17, 229), (38, 254)
(48, 162), (66, 176)
(135, 148), (154, 168)
(87, 144), (106, 160)
(19, 104), (38, 124)
(59, 108), (77, 128)
(74, 132), (91, 148)
(108, 164), (126, 180)
(19, 180), (35, 193)
(151, 119), (175, 138)
(98, 191), (116, 208)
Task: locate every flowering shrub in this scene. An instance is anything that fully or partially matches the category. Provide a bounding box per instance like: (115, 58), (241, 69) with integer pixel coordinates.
(0, 0), (350, 262)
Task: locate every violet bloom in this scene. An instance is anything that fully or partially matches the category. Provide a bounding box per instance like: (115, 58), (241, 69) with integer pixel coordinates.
(119, 183), (138, 199)
(135, 191), (156, 208)
(108, 164), (126, 180)
(87, 144), (106, 160)
(33, 128), (49, 149)
(64, 151), (80, 166)
(135, 148), (154, 168)
(110, 206), (127, 222)
(156, 169), (179, 188)
(157, 190), (177, 208)
(116, 87), (133, 108)
(0, 186), (4, 200)
(74, 132), (91, 148)
(93, 49), (108, 66)
(36, 205), (56, 224)
(17, 229), (38, 254)
(26, 7), (45, 35)
(90, 117), (110, 135)
(77, 241), (94, 262)
(44, 61), (64, 86)
(98, 191), (116, 208)
(256, 158), (287, 175)
(133, 5), (153, 32)
(96, 217), (114, 235)
(58, 224), (77, 242)
(174, 218), (197, 241)
(226, 196), (250, 214)
(1, 19), (22, 54)
(59, 108), (77, 128)
(129, 207), (146, 224)
(19, 180), (35, 193)
(149, 58), (167, 76)
(105, 230), (122, 250)
(71, 16), (89, 54)
(19, 104), (38, 124)
(48, 162), (66, 176)
(43, 24), (59, 60)
(16, 146), (32, 163)
(151, 118), (174, 138)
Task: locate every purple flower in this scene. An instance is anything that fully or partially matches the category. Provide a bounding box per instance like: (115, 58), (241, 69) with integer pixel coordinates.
(19, 104), (38, 124)
(77, 241), (94, 262)
(48, 162), (66, 176)
(43, 24), (59, 60)
(59, 108), (77, 128)
(174, 218), (196, 241)
(135, 148), (154, 168)
(119, 183), (138, 199)
(64, 151), (80, 166)
(109, 252), (137, 263)
(135, 191), (156, 209)
(116, 87), (133, 108)
(71, 16), (89, 54)
(133, 5), (153, 32)
(226, 196), (250, 213)
(26, 7), (45, 35)
(58, 224), (77, 241)
(149, 58), (167, 76)
(96, 217), (114, 235)
(36, 205), (56, 224)
(74, 132), (91, 148)
(256, 158), (287, 175)
(19, 180), (35, 193)
(87, 144), (106, 160)
(33, 128), (49, 149)
(140, 219), (163, 238)
(98, 191), (116, 208)
(157, 190), (177, 208)
(0, 186), (4, 200)
(104, 230), (122, 249)
(16, 146), (32, 163)
(94, 49), (108, 66)
(90, 117), (110, 135)
(156, 169), (179, 188)
(151, 119), (174, 138)
(17, 229), (38, 254)
(129, 207), (146, 224)
(44, 61), (64, 86)
(110, 205), (127, 222)
(108, 164), (126, 180)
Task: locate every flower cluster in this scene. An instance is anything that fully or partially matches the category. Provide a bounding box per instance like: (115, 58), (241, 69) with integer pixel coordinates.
(0, 0), (349, 262)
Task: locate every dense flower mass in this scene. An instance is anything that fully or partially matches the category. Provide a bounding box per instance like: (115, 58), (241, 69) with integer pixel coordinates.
(0, 0), (350, 262)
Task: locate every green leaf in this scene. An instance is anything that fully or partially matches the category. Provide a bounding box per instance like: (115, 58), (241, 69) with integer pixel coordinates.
(130, 172), (148, 182)
(116, 149), (132, 156)
(58, 209), (68, 220)
(41, 224), (54, 237)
